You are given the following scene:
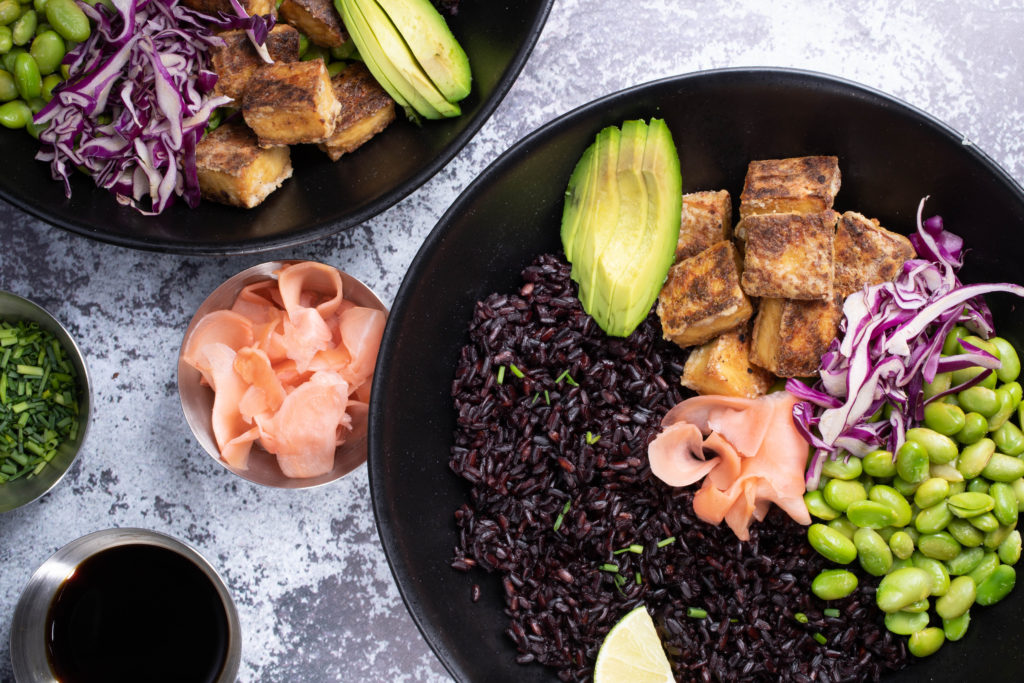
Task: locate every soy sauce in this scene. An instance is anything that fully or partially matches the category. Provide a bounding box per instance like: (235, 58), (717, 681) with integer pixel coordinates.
(45, 543), (229, 683)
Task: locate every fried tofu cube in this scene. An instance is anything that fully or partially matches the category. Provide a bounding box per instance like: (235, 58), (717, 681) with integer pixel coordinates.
(318, 63), (396, 161)
(834, 211), (916, 297)
(739, 211), (838, 300)
(749, 296), (844, 377)
(279, 0), (348, 47)
(657, 241), (754, 348)
(674, 190), (732, 262)
(182, 0), (274, 16)
(242, 60), (341, 146)
(681, 323), (773, 398)
(211, 25), (301, 102)
(739, 155), (841, 219)
(196, 122), (293, 208)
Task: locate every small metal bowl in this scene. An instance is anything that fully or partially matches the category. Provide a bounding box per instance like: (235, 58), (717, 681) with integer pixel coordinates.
(177, 261), (387, 489)
(0, 291), (91, 513)
(10, 528), (241, 683)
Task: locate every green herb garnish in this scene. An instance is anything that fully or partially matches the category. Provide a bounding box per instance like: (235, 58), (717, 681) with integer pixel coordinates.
(823, 608), (840, 618)
(553, 500), (571, 532)
(686, 607), (707, 619)
(497, 365), (505, 384)
(509, 364), (525, 379)
(656, 536), (676, 548)
(585, 431), (601, 444)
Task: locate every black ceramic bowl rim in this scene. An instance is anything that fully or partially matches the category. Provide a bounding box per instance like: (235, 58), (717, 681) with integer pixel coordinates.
(368, 66), (1024, 680)
(0, 1), (554, 255)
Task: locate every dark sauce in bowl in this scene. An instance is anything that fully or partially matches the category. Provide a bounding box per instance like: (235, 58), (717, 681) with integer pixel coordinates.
(45, 543), (230, 683)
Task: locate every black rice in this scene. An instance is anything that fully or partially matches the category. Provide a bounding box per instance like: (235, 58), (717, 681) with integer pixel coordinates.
(449, 254), (909, 682)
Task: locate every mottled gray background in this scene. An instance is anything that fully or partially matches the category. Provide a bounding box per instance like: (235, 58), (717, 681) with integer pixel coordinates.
(2, 1), (1023, 681)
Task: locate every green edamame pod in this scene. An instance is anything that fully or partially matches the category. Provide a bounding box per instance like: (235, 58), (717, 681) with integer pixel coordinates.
(821, 456), (863, 480)
(948, 518), (985, 548)
(0, 67), (15, 100)
(981, 453), (1024, 482)
(923, 401), (966, 436)
(862, 449), (897, 478)
(823, 479), (866, 513)
(975, 564), (1016, 606)
(889, 530), (915, 560)
(0, 96), (29, 127)
(912, 553), (951, 596)
(935, 575), (976, 620)
(991, 337), (1021, 382)
(958, 438), (997, 479)
(896, 441), (930, 483)
(29, 29), (62, 75)
(811, 569), (858, 600)
(919, 531), (961, 561)
(846, 500), (897, 529)
(914, 478), (951, 509)
(803, 490), (840, 521)
(884, 610), (929, 636)
(44, 0), (89, 42)
(808, 524), (857, 564)
(955, 412), (990, 445)
(923, 372), (952, 400)
(915, 502), (952, 534)
(827, 517), (858, 540)
(987, 387), (1015, 430)
(10, 8), (34, 46)
(876, 567), (932, 612)
(993, 421), (1024, 456)
(907, 427), (959, 464)
(990, 482), (1019, 527)
(854, 527), (893, 577)
(945, 546), (985, 575)
(13, 50), (39, 98)
(943, 611), (970, 641)
(943, 326), (969, 355)
(868, 485), (913, 527)
(998, 529), (1021, 565)
(968, 551), (1000, 585)
(0, 0), (19, 25)
(908, 627), (945, 657)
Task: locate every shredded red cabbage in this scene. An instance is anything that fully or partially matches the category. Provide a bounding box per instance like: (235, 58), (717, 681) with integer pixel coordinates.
(34, 0), (270, 215)
(790, 198), (1024, 489)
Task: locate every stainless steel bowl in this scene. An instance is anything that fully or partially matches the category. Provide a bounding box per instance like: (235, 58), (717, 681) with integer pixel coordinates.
(0, 291), (91, 513)
(10, 528), (241, 683)
(177, 261), (387, 488)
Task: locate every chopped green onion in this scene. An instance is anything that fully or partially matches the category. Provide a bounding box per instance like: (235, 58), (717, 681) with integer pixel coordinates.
(585, 431), (601, 444)
(823, 608), (840, 618)
(16, 364), (43, 376)
(613, 544), (644, 555)
(613, 573), (626, 587)
(555, 369), (570, 384)
(657, 536), (676, 548)
(600, 563), (619, 573)
(813, 633), (827, 645)
(497, 366), (505, 384)
(794, 612), (809, 624)
(531, 393), (539, 406)
(565, 374), (579, 387)
(635, 571), (642, 585)
(544, 390), (550, 405)
(553, 500), (571, 532)
(509, 364), (524, 379)
(686, 607), (707, 619)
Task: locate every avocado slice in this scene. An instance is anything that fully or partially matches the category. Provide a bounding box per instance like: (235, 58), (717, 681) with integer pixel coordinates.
(560, 141), (597, 263)
(375, 0), (472, 103)
(336, 0), (459, 119)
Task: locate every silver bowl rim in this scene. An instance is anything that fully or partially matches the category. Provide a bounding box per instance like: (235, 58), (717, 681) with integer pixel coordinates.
(10, 527), (242, 683)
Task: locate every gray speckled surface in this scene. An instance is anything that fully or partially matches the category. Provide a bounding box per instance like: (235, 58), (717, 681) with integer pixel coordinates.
(2, 1), (1023, 681)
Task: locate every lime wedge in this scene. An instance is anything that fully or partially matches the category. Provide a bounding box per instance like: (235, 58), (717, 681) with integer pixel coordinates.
(593, 605), (674, 683)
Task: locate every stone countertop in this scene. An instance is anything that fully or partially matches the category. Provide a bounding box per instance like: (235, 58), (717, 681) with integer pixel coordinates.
(2, 1), (1023, 681)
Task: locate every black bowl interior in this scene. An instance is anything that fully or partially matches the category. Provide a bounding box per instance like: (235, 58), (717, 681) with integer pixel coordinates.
(0, 1), (553, 255)
(369, 68), (1024, 682)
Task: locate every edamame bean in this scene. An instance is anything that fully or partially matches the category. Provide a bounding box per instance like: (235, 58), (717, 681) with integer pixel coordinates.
(808, 524), (857, 564)
(935, 575), (976, 620)
(990, 482), (1019, 527)
(968, 551), (1000, 585)
(301, 44), (328, 63)
(914, 478), (951, 509)
(915, 502), (952, 534)
(0, 97), (29, 127)
(969, 511), (999, 533)
(811, 569), (859, 600)
(827, 517), (858, 540)
(896, 441), (930, 483)
(929, 463), (964, 483)
(854, 527), (893, 576)
(953, 366), (998, 390)
(868, 485), (913, 527)
(40, 70), (57, 100)
(991, 337), (1021, 382)
(949, 480), (967, 495)
(0, 68), (14, 100)
(877, 526), (896, 542)
(987, 387), (1015, 430)
(884, 610), (929, 636)
(913, 553), (951, 595)
(993, 422), (1024, 456)
(29, 29), (62, 74)
(13, 50), (39, 99)
(890, 530), (916, 560)
(32, 0), (45, 12)
(919, 532), (961, 562)
(823, 479), (866, 513)
(822, 456), (863, 480)
(876, 567), (932, 612)
(908, 627), (945, 657)
(900, 598), (930, 613)
(967, 478), (990, 495)
(893, 476), (920, 496)
(44, 0), (89, 42)
(984, 525), (1013, 550)
(0, 25), (11, 53)
(10, 8), (34, 46)
(803, 490), (840, 521)
(326, 60), (346, 77)
(975, 564), (1016, 606)
(945, 546), (985, 575)
(923, 372), (952, 400)
(1, 45), (23, 72)
(943, 611), (970, 641)
(297, 31), (309, 57)
(923, 401), (966, 436)
(907, 427), (959, 464)
(955, 412), (989, 444)
(961, 334), (1000, 358)
(957, 439), (996, 479)
(943, 326), (969, 355)
(846, 500), (898, 529)
(863, 449), (896, 478)
(1005, 380), (1023, 408)
(981, 453), (1024, 482)
(948, 518), (985, 547)
(24, 117), (43, 137)
(1013, 478), (1024, 511)
(0, 0), (19, 25)
(998, 529), (1021, 565)
(959, 386), (1000, 416)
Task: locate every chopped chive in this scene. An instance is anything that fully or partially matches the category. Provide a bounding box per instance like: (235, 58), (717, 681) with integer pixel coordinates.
(686, 607), (707, 619)
(561, 500), (571, 514)
(613, 574), (626, 587)
(585, 431), (601, 444)
(635, 571), (642, 585)
(599, 563), (619, 573)
(15, 364), (43, 377)
(794, 612), (808, 624)
(565, 374), (579, 387)
(555, 369), (570, 384)
(824, 608), (840, 618)
(509, 364), (524, 379)
(657, 536), (676, 548)
(628, 544), (643, 554)
(544, 390), (550, 405)
(497, 366), (505, 384)
(531, 393), (539, 406)
(813, 633), (827, 645)
(553, 500), (571, 532)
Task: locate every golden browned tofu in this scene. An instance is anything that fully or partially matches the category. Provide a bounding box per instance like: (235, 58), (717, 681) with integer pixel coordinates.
(183, 0), (274, 16)
(196, 122), (293, 209)
(834, 211), (916, 297)
(739, 156), (841, 220)
(739, 211), (838, 300)
(681, 323), (773, 398)
(674, 190), (732, 262)
(242, 60), (341, 146)
(318, 63), (396, 161)
(749, 296), (844, 377)
(279, 0), (348, 47)
(657, 241), (754, 348)
(211, 25), (301, 102)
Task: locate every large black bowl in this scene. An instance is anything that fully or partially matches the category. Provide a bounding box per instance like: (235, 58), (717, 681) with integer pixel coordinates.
(369, 68), (1024, 681)
(0, 1), (553, 255)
